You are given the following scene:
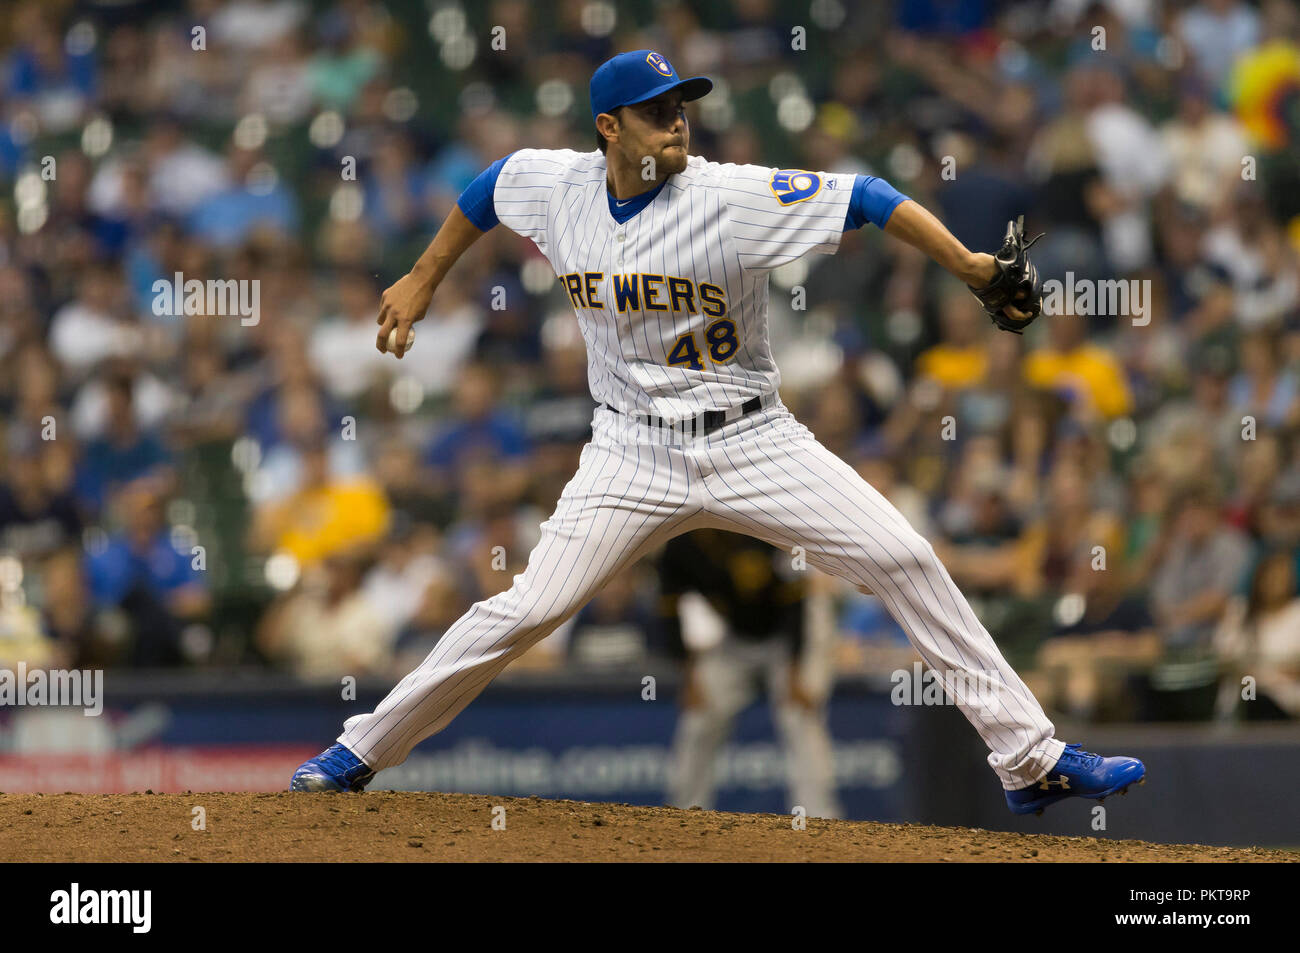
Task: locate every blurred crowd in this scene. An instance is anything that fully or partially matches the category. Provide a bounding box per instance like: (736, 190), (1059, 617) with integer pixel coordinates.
(0, 0), (1298, 724)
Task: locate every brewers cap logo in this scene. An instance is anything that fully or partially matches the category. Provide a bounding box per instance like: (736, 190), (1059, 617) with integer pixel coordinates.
(646, 51), (675, 77)
(770, 169), (823, 206)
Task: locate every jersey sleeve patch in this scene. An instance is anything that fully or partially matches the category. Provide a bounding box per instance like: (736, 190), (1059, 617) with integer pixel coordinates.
(769, 169), (823, 206)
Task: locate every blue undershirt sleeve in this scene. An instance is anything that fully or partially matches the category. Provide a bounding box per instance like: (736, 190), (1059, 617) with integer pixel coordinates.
(843, 174), (910, 231)
(456, 154), (512, 232)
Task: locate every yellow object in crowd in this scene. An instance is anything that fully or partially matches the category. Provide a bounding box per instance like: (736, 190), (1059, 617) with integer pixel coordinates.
(1023, 346), (1134, 419)
(1228, 40), (1300, 151)
(273, 479), (392, 567)
(916, 344), (989, 390)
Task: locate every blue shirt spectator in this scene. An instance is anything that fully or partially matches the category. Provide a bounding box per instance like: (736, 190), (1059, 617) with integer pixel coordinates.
(5, 36), (96, 100)
(187, 177), (299, 248)
(426, 413), (530, 471)
(87, 531), (204, 608)
(75, 430), (171, 513)
(73, 375), (173, 513)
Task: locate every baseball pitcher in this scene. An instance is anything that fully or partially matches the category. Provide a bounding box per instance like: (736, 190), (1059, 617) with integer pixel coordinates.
(292, 50), (1145, 816)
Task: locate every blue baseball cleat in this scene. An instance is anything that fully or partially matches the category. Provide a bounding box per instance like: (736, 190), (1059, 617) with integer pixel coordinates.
(1005, 743), (1145, 816)
(290, 743), (376, 792)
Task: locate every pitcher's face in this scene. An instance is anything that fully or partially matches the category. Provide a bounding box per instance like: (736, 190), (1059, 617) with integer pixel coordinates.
(611, 90), (689, 176)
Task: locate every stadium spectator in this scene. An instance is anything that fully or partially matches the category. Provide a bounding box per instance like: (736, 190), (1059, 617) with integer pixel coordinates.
(0, 595), (57, 670)
(523, 326), (597, 509)
(1030, 527), (1161, 720)
(85, 479), (210, 666)
(39, 547), (110, 668)
(1078, 65), (1169, 272)
(1148, 480), (1252, 651)
(169, 344), (251, 448)
(241, 31), (315, 125)
(1160, 78), (1251, 213)
(0, 428), (82, 561)
(442, 500), (533, 606)
(1020, 457), (1125, 597)
(48, 264), (141, 380)
(424, 362), (531, 511)
(4, 5), (97, 134)
(1023, 311), (1135, 421)
(915, 287), (990, 393)
(1177, 0), (1261, 91)
(1227, 327), (1300, 430)
(307, 5), (385, 111)
(1214, 546), (1300, 719)
(361, 521), (459, 647)
(362, 130), (427, 241)
(209, 0), (308, 54)
(246, 379), (365, 506)
(934, 439), (1025, 592)
(558, 569), (657, 669)
(399, 272), (487, 400)
(73, 373), (174, 515)
(256, 551), (393, 680)
(93, 118), (229, 220)
(187, 144), (300, 249)
(1204, 193), (1300, 332)
(247, 435), (390, 568)
(309, 268), (394, 404)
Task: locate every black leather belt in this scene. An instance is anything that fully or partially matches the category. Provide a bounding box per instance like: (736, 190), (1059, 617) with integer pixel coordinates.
(603, 396), (765, 436)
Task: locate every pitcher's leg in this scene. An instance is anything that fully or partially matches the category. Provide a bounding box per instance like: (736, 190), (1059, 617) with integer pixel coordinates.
(343, 440), (701, 771)
(702, 421), (1063, 788)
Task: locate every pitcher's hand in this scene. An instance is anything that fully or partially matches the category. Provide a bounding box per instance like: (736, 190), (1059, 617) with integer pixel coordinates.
(376, 271), (434, 359)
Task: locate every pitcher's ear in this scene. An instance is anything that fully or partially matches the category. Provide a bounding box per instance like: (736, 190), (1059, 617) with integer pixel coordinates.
(595, 110), (621, 142)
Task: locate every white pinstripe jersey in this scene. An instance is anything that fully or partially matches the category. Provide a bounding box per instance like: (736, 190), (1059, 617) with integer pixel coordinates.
(493, 149), (853, 421)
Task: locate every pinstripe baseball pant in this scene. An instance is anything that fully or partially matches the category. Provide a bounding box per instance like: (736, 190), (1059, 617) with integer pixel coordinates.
(340, 399), (1066, 789)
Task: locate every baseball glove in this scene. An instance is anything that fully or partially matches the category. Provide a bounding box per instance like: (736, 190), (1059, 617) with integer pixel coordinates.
(969, 216), (1045, 334)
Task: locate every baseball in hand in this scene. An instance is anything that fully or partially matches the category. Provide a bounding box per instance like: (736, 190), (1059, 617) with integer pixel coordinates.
(386, 327), (415, 356)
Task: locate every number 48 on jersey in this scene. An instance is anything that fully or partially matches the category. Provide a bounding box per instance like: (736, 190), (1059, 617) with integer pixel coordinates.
(667, 318), (739, 370)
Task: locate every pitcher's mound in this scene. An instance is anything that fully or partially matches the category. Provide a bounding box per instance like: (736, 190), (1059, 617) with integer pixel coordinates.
(0, 792), (1291, 862)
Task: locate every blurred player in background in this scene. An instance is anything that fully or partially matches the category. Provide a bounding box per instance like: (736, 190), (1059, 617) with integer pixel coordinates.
(659, 529), (841, 818)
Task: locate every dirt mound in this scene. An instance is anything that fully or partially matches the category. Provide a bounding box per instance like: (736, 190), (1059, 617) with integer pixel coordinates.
(0, 792), (1290, 862)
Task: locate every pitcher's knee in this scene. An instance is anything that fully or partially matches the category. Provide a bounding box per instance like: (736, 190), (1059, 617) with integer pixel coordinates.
(887, 531), (943, 579)
(482, 585), (574, 638)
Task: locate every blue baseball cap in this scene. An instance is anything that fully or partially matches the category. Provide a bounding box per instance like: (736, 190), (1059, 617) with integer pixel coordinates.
(590, 50), (712, 122)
